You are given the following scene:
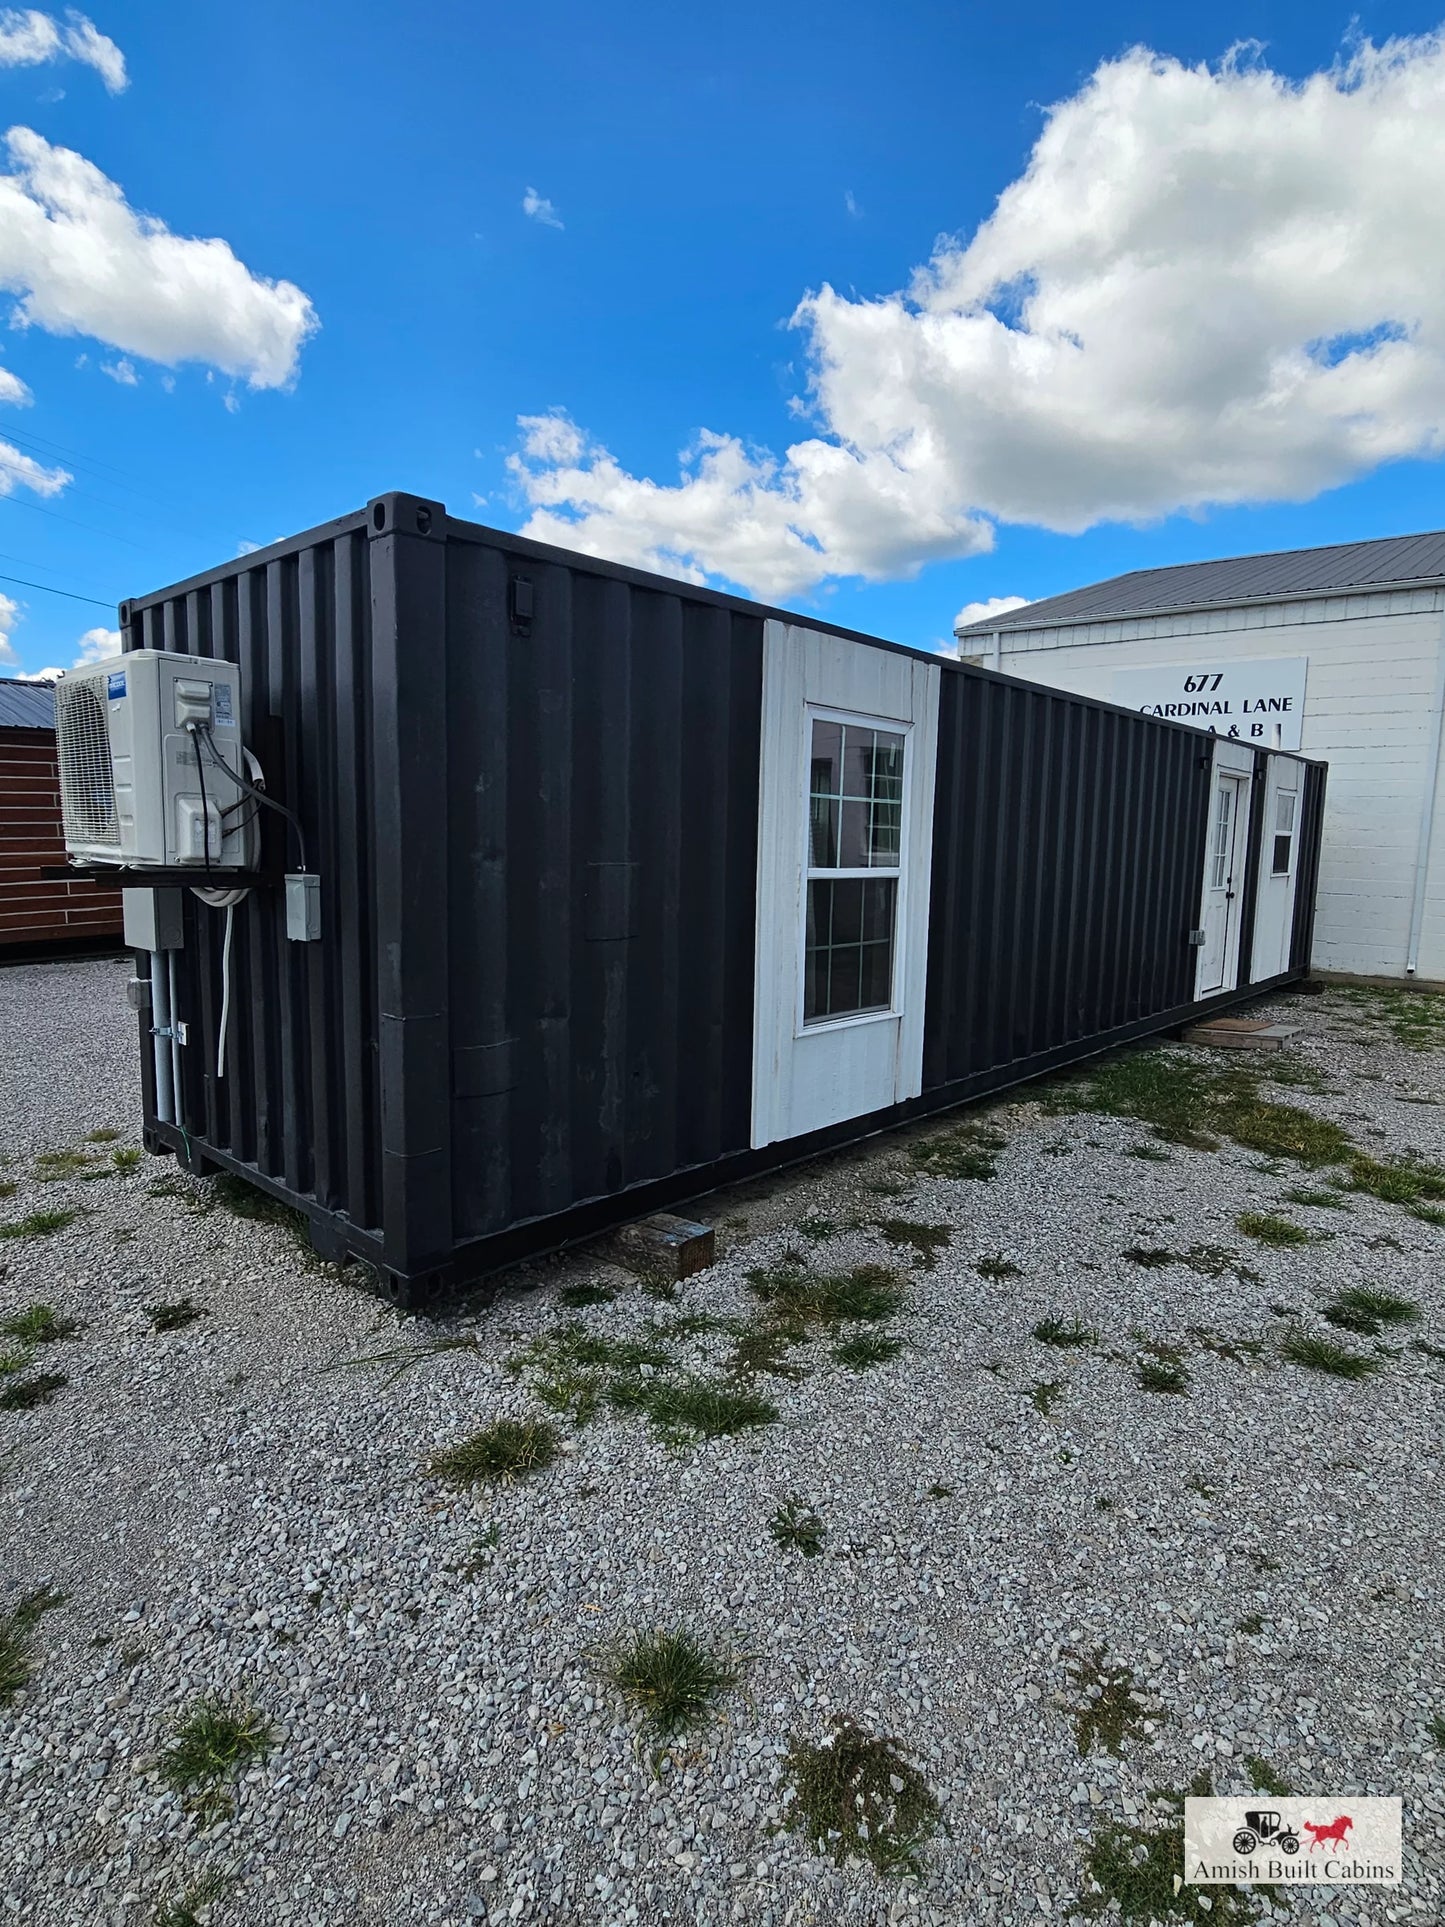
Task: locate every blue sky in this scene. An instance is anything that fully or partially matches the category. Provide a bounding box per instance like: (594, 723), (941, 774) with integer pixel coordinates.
(4, 0), (1445, 675)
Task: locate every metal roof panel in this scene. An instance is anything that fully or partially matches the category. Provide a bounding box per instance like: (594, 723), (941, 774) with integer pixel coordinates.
(0, 679), (56, 729)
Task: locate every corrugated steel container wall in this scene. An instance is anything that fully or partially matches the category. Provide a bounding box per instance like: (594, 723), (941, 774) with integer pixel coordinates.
(441, 530), (763, 1245)
(126, 513), (385, 1243)
(1, 724), (124, 951)
(1291, 760), (1328, 971)
(121, 495), (1324, 1298)
(923, 674), (1209, 1093)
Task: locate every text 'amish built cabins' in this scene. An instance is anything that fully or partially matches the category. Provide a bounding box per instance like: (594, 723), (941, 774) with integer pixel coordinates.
(56, 494), (1325, 1301)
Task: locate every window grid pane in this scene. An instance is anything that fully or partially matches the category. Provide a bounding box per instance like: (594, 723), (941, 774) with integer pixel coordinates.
(804, 878), (897, 1023)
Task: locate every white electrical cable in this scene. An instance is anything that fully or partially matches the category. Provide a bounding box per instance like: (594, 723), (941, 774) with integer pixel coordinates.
(217, 901), (235, 1081)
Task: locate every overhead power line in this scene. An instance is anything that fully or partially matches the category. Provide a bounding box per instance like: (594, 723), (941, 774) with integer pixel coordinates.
(0, 569), (115, 609)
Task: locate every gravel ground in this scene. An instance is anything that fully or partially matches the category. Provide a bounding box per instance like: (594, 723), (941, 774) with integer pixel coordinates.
(1, 958), (1442, 1927)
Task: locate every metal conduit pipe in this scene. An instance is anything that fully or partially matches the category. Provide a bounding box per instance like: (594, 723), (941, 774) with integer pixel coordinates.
(150, 950), (174, 1125)
(167, 950), (184, 1133)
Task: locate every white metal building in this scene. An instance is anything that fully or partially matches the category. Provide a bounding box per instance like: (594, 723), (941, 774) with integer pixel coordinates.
(954, 531), (1445, 983)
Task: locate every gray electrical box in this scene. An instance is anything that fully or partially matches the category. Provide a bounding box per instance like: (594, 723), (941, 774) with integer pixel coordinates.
(285, 872), (322, 942)
(123, 887), (184, 952)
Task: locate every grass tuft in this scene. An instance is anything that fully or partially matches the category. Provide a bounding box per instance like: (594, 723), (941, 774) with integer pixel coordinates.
(156, 1693), (275, 1823)
(830, 1331), (904, 1372)
(769, 1497), (826, 1556)
(745, 1259), (906, 1327)
(557, 1282), (617, 1308)
(151, 1870), (235, 1927)
(907, 1123), (1005, 1181)
(1033, 1316), (1097, 1348)
(1282, 1186), (1350, 1210)
(975, 1255), (1021, 1280)
(876, 1219), (951, 1269)
(146, 1298), (207, 1333)
(0, 1303), (80, 1346)
(1137, 1354), (1190, 1395)
(1322, 1286), (1419, 1337)
(0, 1586), (66, 1705)
(425, 1416), (560, 1485)
(1279, 1332), (1379, 1380)
(1070, 1650), (1152, 1757)
(1031, 1379), (1064, 1415)
(1077, 1778), (1268, 1920)
(1236, 1211), (1310, 1247)
(0, 1207), (79, 1241)
(601, 1628), (742, 1739)
(1245, 1755), (1292, 1796)
(781, 1718), (941, 1876)
(0, 1371), (67, 1411)
(604, 1374), (778, 1442)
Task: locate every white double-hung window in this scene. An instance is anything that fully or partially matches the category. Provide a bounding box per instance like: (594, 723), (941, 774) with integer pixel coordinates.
(802, 712), (906, 1025)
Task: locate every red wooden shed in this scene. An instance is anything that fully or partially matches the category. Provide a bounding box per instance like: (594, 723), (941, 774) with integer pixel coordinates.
(0, 678), (123, 956)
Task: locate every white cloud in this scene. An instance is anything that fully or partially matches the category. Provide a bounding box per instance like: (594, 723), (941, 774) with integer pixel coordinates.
(844, 189), (862, 218)
(0, 589), (18, 661)
(73, 624), (118, 664)
(0, 127), (319, 387)
(513, 30), (1445, 598)
(236, 538), (261, 555)
(15, 664), (62, 679)
(522, 186), (563, 230)
(0, 9), (126, 92)
(100, 354), (136, 385)
(954, 595), (1030, 632)
(0, 435), (67, 496)
(0, 359), (29, 403)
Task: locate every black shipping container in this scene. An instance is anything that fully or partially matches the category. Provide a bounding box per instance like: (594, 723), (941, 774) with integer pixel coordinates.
(117, 493), (1327, 1301)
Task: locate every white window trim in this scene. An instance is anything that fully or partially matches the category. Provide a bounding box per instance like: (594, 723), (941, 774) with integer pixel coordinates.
(796, 702), (914, 1037)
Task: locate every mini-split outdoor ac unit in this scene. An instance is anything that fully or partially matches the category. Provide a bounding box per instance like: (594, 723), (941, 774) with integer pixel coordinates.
(55, 650), (249, 868)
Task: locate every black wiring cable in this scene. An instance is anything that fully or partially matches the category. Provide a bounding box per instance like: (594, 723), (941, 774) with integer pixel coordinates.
(192, 725), (213, 875)
(0, 569), (115, 608)
(196, 726), (307, 870)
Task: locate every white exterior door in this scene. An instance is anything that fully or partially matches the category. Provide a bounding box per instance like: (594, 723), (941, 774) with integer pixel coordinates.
(751, 622), (940, 1148)
(1249, 756), (1303, 982)
(1196, 748), (1252, 997)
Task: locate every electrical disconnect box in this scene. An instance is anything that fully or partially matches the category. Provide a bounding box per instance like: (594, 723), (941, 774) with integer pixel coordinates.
(55, 650), (248, 868)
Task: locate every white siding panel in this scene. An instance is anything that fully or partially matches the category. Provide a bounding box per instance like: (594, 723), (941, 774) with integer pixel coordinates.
(996, 604), (1441, 980)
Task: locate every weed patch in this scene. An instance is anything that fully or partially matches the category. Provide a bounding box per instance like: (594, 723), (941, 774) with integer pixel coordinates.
(1031, 1379), (1065, 1415)
(831, 1331), (904, 1372)
(0, 1207), (78, 1241)
(876, 1218), (951, 1268)
(796, 1213), (838, 1240)
(1339, 982), (1445, 1049)
(1126, 1142), (1172, 1161)
(975, 1255), (1021, 1280)
(1279, 1333), (1379, 1380)
(604, 1374), (778, 1443)
(1323, 1286), (1419, 1336)
(1137, 1354), (1190, 1395)
(112, 1148), (143, 1174)
(146, 1299), (207, 1333)
(907, 1123), (1006, 1181)
(0, 1371), (66, 1410)
(727, 1321), (811, 1381)
(1345, 1152), (1445, 1210)
(1070, 1651), (1152, 1757)
(156, 1693), (275, 1824)
(34, 1147), (103, 1182)
(0, 1304), (80, 1345)
(1034, 1316), (1097, 1348)
(769, 1497), (826, 1557)
(152, 1869), (234, 1927)
(1236, 1212), (1310, 1248)
(1123, 1246), (1174, 1269)
(0, 1586), (66, 1705)
(426, 1416), (560, 1485)
(781, 1718), (941, 1875)
(745, 1258), (905, 1326)
(601, 1629), (742, 1740)
(1245, 1756), (1291, 1795)
(1282, 1187), (1350, 1210)
(558, 1282), (616, 1308)
(1077, 1779), (1268, 1920)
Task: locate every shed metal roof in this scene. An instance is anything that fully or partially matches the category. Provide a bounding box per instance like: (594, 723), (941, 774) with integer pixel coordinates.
(955, 528), (1445, 637)
(0, 679), (57, 729)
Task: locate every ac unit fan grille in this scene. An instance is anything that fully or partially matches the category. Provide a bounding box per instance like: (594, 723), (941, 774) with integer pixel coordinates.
(55, 679), (120, 846)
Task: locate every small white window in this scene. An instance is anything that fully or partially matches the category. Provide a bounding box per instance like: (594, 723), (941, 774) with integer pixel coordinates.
(804, 716), (904, 1023)
(1209, 783), (1233, 890)
(1272, 790), (1297, 878)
